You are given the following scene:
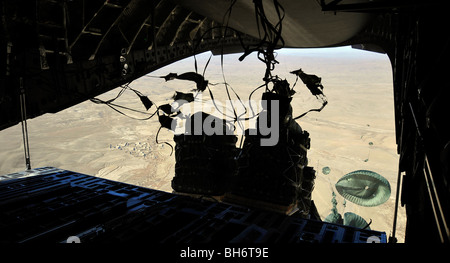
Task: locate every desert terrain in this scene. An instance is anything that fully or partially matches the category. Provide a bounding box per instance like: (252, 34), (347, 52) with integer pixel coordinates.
(0, 46), (406, 242)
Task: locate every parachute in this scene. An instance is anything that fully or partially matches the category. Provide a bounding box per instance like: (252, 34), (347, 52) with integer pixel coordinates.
(322, 166), (331, 175)
(343, 212), (371, 230)
(335, 170), (391, 207)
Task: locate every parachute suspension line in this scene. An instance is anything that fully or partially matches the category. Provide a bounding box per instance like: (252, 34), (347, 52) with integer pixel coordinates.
(363, 218), (373, 230)
(19, 77), (31, 170)
(155, 125), (174, 156)
(89, 83), (158, 120)
(219, 0), (248, 133)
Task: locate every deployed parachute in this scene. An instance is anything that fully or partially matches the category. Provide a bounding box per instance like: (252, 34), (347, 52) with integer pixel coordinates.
(324, 212), (342, 224)
(322, 166), (331, 175)
(343, 212), (371, 230)
(323, 192), (372, 230)
(323, 191), (342, 224)
(335, 170), (391, 207)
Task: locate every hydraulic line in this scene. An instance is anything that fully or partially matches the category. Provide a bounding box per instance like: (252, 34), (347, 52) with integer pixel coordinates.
(19, 77), (31, 170)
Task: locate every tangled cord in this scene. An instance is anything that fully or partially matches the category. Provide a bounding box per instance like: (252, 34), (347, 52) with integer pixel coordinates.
(90, 83), (158, 120)
(92, 0), (326, 158)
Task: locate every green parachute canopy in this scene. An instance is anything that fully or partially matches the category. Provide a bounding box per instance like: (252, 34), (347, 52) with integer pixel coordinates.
(335, 170), (391, 207)
(324, 212), (370, 230)
(343, 212), (371, 230)
(324, 191), (341, 223)
(324, 212), (342, 224)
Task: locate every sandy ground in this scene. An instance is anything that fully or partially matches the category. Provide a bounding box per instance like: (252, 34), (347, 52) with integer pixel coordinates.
(0, 46), (406, 242)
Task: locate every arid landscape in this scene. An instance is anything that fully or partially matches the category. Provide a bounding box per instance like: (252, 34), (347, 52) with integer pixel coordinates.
(0, 46), (406, 242)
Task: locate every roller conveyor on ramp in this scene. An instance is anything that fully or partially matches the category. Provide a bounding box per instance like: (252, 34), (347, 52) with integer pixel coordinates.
(0, 167), (386, 243)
